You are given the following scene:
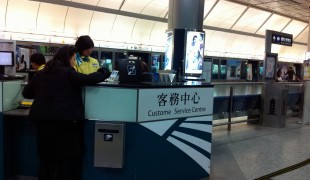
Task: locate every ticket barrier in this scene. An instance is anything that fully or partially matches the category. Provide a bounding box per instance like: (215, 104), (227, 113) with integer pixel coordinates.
(262, 83), (288, 128)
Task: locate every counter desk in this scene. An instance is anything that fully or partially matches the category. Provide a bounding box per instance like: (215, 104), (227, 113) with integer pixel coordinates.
(0, 78), (25, 180)
(83, 81), (214, 180)
(1, 81), (214, 180)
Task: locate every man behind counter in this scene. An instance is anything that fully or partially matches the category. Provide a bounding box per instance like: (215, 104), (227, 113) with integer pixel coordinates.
(30, 53), (46, 71)
(74, 35), (99, 74)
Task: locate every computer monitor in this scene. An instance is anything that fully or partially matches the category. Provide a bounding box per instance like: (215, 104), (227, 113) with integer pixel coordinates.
(184, 31), (205, 76)
(0, 51), (14, 66)
(116, 58), (142, 83)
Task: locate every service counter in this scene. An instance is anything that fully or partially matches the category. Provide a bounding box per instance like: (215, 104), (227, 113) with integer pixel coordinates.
(82, 82), (214, 179)
(0, 78), (25, 180)
(1, 81), (214, 180)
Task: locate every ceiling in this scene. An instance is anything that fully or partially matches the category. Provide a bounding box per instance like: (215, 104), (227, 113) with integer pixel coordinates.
(0, 0), (309, 61)
(230, 0), (310, 23)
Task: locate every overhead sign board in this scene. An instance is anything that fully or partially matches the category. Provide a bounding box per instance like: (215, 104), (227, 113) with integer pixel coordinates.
(271, 32), (293, 46)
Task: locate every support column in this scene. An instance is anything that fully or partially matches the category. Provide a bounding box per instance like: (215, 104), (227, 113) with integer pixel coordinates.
(167, 0), (205, 76)
(168, 0), (204, 30)
(308, 20), (310, 51)
(302, 19), (310, 125)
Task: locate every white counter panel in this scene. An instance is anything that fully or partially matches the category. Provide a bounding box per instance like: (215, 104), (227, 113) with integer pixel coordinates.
(85, 87), (138, 122)
(0, 82), (2, 112)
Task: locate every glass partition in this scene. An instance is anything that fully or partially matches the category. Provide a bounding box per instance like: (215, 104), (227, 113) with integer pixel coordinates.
(2, 80), (24, 111)
(0, 82), (2, 112)
(212, 82), (263, 125)
(100, 50), (113, 72)
(212, 82), (304, 128)
(212, 59), (219, 80)
(220, 60), (227, 79)
(282, 82), (303, 116)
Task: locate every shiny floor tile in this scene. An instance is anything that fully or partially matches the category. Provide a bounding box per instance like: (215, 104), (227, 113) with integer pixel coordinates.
(210, 117), (310, 180)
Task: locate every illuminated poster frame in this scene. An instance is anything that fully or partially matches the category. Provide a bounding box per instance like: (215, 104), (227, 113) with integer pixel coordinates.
(164, 31), (173, 70)
(184, 31), (205, 76)
(264, 53), (278, 80)
(226, 59), (241, 80)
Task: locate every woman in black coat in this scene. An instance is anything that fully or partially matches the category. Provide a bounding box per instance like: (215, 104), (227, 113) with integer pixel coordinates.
(22, 45), (110, 180)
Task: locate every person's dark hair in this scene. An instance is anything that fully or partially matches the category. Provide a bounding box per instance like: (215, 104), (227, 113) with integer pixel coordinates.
(192, 35), (197, 46)
(30, 53), (46, 65)
(75, 35), (94, 55)
(141, 60), (149, 73)
(44, 45), (76, 72)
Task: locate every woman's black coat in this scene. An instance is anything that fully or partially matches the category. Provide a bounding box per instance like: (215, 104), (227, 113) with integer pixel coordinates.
(22, 64), (109, 159)
(23, 65), (108, 121)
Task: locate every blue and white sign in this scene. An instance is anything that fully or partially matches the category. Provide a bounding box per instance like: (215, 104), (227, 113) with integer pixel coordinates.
(271, 33), (293, 46)
(138, 88), (213, 121)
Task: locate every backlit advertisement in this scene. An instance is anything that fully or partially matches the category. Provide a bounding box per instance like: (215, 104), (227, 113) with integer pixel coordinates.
(164, 32), (173, 70)
(184, 31), (205, 75)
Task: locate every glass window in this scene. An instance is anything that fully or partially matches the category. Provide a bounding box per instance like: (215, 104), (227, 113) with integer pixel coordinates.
(90, 50), (99, 59)
(212, 59), (219, 80)
(220, 60), (227, 79)
(100, 51), (113, 72)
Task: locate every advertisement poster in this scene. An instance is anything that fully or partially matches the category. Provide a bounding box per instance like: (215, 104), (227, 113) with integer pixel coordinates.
(164, 32), (173, 70)
(304, 60), (310, 80)
(184, 31), (205, 74)
(247, 63), (253, 81)
(265, 56), (275, 78)
(151, 54), (160, 72)
(226, 60), (241, 80)
(202, 59), (212, 83)
(18, 48), (30, 70)
(0, 42), (14, 51)
(277, 63), (288, 80)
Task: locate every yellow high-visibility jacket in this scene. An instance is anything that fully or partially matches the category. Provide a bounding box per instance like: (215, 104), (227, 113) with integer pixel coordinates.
(38, 64), (45, 71)
(74, 55), (99, 74)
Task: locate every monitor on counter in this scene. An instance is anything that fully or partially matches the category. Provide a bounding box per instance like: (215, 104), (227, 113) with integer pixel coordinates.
(0, 51), (14, 66)
(116, 58), (142, 83)
(184, 31), (205, 76)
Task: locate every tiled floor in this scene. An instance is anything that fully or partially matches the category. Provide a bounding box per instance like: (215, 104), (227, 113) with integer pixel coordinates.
(210, 117), (310, 180)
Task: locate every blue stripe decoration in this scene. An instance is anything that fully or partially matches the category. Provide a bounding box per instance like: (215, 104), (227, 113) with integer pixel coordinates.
(184, 116), (213, 125)
(185, 116), (213, 122)
(140, 119), (178, 136)
(179, 123), (212, 133)
(161, 118), (186, 139)
(139, 116), (213, 176)
(167, 136), (211, 174)
(171, 131), (211, 153)
(170, 133), (211, 159)
(140, 119), (177, 136)
(175, 127), (212, 143)
(183, 121), (212, 125)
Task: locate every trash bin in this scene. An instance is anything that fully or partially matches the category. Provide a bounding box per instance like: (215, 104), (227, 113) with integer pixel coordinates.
(94, 122), (125, 168)
(262, 83), (288, 128)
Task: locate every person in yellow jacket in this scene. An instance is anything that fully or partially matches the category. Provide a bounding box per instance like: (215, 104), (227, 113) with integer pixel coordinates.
(30, 53), (46, 71)
(74, 35), (99, 74)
